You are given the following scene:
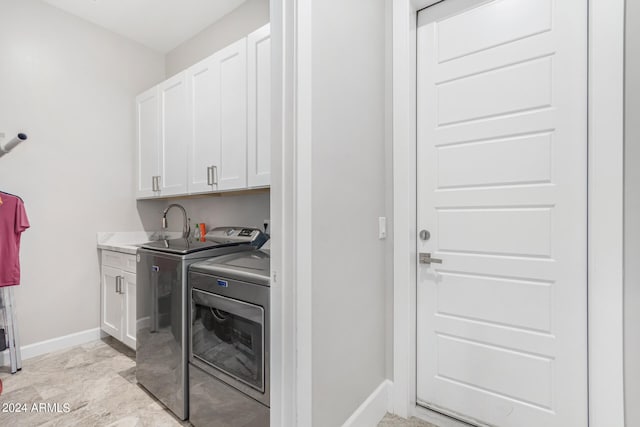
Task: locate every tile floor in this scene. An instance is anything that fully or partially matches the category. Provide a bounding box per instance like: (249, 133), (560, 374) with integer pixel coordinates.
(0, 339), (437, 426)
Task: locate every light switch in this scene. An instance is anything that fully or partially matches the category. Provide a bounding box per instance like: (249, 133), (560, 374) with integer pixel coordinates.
(378, 217), (387, 239)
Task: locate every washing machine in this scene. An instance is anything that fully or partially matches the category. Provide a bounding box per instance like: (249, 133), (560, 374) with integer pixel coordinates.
(136, 227), (268, 420)
(188, 248), (270, 427)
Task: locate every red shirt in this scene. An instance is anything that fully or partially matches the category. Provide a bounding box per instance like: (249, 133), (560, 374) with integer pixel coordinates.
(0, 193), (30, 287)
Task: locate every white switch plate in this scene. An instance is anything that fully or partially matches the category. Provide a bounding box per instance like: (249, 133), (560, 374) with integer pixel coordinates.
(378, 217), (387, 239)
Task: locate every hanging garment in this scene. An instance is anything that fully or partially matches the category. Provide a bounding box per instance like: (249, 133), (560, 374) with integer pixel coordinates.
(0, 192), (30, 287)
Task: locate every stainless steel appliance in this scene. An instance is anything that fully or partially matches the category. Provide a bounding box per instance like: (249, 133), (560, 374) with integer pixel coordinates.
(136, 227), (267, 420)
(188, 249), (270, 427)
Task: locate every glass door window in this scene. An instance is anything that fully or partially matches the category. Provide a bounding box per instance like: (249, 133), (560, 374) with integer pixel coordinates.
(191, 289), (264, 392)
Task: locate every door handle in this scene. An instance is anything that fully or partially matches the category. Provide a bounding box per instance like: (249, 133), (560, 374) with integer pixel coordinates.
(419, 253), (443, 265)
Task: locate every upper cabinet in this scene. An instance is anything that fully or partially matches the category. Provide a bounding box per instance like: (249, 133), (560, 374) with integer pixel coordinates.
(159, 72), (189, 196)
(188, 39), (247, 194)
(217, 39), (248, 190)
(187, 54), (220, 193)
(136, 87), (160, 199)
(136, 24), (270, 200)
(247, 24), (272, 188)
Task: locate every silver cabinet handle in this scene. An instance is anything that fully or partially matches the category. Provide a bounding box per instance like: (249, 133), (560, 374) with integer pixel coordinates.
(419, 253), (443, 265)
(207, 166), (214, 186)
(115, 276), (121, 293)
(151, 176), (156, 192)
(155, 176), (161, 191)
(212, 165), (218, 185)
(119, 277), (124, 294)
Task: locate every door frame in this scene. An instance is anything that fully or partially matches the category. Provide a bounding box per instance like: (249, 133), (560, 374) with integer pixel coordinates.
(391, 0), (625, 426)
(270, 0), (314, 425)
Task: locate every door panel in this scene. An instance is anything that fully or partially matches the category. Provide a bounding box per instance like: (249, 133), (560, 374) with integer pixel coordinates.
(136, 87), (160, 198)
(101, 266), (122, 340)
(416, 0), (587, 426)
(160, 72), (189, 196)
(188, 56), (221, 194)
(217, 39), (247, 190)
(247, 24), (272, 188)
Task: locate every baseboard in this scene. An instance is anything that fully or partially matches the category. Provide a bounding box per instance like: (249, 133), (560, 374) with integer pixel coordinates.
(1, 327), (105, 367)
(342, 379), (393, 427)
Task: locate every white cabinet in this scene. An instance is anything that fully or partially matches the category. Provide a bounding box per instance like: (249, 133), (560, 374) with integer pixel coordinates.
(187, 55), (221, 193)
(100, 250), (137, 350)
(247, 23), (271, 188)
(188, 38), (248, 193)
(135, 87), (160, 199)
(136, 26), (270, 199)
(217, 39), (248, 190)
(101, 265), (122, 339)
(159, 72), (189, 196)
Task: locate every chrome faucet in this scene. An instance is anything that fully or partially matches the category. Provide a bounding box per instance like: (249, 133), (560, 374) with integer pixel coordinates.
(162, 203), (190, 238)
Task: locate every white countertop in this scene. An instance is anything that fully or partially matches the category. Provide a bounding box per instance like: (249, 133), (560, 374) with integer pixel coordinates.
(96, 231), (181, 255)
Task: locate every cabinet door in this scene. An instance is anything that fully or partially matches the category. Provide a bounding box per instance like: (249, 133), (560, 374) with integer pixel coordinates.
(247, 24), (271, 188)
(187, 55), (222, 194)
(216, 39), (248, 190)
(159, 72), (189, 196)
(136, 87), (160, 199)
(121, 272), (137, 350)
(101, 265), (122, 340)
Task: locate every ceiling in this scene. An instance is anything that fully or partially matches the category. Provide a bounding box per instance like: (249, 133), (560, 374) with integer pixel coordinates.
(42, 0), (247, 53)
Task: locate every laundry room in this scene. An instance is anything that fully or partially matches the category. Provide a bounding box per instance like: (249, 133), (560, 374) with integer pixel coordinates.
(0, 1), (636, 427)
(0, 0), (276, 425)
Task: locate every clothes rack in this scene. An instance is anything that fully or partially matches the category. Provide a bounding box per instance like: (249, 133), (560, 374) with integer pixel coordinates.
(0, 134), (29, 374)
(0, 288), (21, 373)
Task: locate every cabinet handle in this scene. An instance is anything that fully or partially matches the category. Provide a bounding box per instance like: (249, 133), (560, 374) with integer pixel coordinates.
(151, 176), (156, 192)
(115, 276), (121, 293)
(156, 176), (161, 191)
(207, 166), (214, 186)
(213, 165), (218, 185)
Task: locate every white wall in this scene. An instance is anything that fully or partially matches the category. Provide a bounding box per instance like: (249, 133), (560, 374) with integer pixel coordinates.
(310, 0), (388, 425)
(165, 0), (269, 77)
(625, 0), (640, 424)
(0, 0), (164, 346)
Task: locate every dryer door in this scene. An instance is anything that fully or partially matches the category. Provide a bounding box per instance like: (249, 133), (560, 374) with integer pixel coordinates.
(191, 288), (267, 405)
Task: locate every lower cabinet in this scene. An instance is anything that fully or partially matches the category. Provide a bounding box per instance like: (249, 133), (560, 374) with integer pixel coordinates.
(101, 250), (137, 350)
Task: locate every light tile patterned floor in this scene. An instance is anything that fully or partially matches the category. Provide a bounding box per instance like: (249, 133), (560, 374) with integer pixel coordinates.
(0, 338), (184, 426)
(0, 339), (440, 426)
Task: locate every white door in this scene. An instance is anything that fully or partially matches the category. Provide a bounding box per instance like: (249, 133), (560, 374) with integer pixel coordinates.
(216, 39), (248, 190)
(247, 24), (271, 188)
(416, 1), (587, 426)
(101, 266), (122, 340)
(122, 272), (136, 350)
(159, 72), (189, 196)
(136, 87), (160, 199)
(187, 55), (221, 194)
